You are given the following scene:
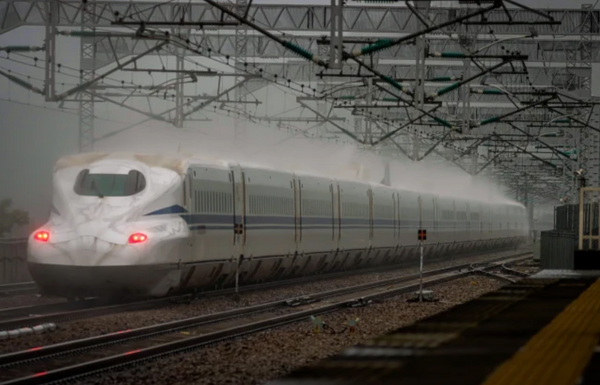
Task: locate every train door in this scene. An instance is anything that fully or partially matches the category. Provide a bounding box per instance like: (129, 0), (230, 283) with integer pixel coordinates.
(336, 183), (342, 247)
(480, 204), (485, 239)
(330, 183), (335, 242)
(368, 188), (374, 243)
(466, 202), (471, 238)
(393, 192), (397, 240)
(433, 196), (437, 239)
(231, 165), (246, 257)
(298, 178), (303, 245)
(396, 193), (401, 244)
(293, 176), (301, 249)
(452, 200), (457, 238)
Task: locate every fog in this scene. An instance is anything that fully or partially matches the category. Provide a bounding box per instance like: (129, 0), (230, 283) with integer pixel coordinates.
(0, 1), (545, 236)
(1, 91), (519, 238)
(91, 113), (516, 205)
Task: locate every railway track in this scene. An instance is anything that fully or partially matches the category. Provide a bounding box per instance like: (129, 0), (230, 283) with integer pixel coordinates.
(0, 297), (178, 331)
(0, 283), (37, 298)
(0, 253), (531, 385)
(468, 258), (533, 284)
(501, 261), (536, 277)
(0, 249), (529, 331)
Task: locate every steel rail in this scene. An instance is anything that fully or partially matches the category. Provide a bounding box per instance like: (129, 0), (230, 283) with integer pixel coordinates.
(468, 257), (535, 283)
(0, 253), (531, 385)
(500, 262), (531, 278)
(0, 241), (522, 330)
(0, 283), (37, 297)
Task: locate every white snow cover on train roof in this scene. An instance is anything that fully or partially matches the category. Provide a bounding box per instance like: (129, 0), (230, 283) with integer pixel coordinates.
(54, 152), (231, 172)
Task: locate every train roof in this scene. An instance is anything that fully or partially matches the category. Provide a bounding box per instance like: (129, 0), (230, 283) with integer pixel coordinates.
(54, 152), (230, 174)
(55, 152), (525, 209)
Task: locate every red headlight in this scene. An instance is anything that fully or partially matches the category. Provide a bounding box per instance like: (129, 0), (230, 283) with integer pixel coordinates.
(34, 231), (50, 242)
(128, 233), (148, 244)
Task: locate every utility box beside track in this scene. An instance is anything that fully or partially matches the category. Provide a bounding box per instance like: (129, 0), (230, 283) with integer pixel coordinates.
(539, 203), (582, 269)
(540, 230), (577, 269)
(542, 193), (600, 270)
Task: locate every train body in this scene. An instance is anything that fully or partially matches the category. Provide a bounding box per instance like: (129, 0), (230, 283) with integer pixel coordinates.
(27, 153), (529, 298)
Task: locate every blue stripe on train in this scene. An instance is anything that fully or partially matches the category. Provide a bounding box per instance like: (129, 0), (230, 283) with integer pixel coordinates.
(180, 214), (425, 226)
(147, 209), (488, 230)
(188, 225), (397, 231)
(145, 205), (188, 216)
(188, 225), (477, 232)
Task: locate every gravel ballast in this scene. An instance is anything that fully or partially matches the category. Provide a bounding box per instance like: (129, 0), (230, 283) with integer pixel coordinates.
(77, 275), (507, 385)
(0, 247), (530, 354)
(0, 294), (65, 311)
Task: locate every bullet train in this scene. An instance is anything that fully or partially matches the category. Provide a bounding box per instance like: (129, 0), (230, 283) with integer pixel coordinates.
(27, 152), (529, 298)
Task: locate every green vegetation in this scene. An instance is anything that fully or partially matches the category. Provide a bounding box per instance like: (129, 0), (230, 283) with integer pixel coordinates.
(0, 199), (29, 237)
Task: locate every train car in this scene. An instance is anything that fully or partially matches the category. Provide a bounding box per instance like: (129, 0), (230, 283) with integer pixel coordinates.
(27, 153), (529, 299)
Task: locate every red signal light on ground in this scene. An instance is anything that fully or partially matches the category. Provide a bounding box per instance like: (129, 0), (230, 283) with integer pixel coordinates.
(128, 233), (148, 244)
(33, 231), (50, 242)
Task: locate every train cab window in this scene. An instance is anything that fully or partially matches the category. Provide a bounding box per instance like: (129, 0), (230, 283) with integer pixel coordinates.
(74, 169), (146, 197)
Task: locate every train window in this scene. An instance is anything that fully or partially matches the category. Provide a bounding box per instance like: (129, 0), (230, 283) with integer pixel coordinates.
(74, 169), (146, 197)
(193, 191), (233, 214)
(442, 210), (454, 221)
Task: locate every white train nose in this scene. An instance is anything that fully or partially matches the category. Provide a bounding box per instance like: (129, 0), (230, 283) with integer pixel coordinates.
(28, 235), (146, 266)
(27, 262), (179, 298)
(28, 232), (184, 297)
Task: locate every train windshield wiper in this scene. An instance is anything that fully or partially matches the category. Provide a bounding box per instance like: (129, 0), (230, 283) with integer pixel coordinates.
(91, 180), (104, 198)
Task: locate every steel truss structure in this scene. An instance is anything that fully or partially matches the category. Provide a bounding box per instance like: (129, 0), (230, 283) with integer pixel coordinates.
(0, 0), (599, 206)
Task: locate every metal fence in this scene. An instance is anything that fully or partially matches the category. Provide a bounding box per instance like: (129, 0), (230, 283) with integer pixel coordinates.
(0, 238), (30, 284)
(554, 203), (600, 234)
(540, 230), (578, 269)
